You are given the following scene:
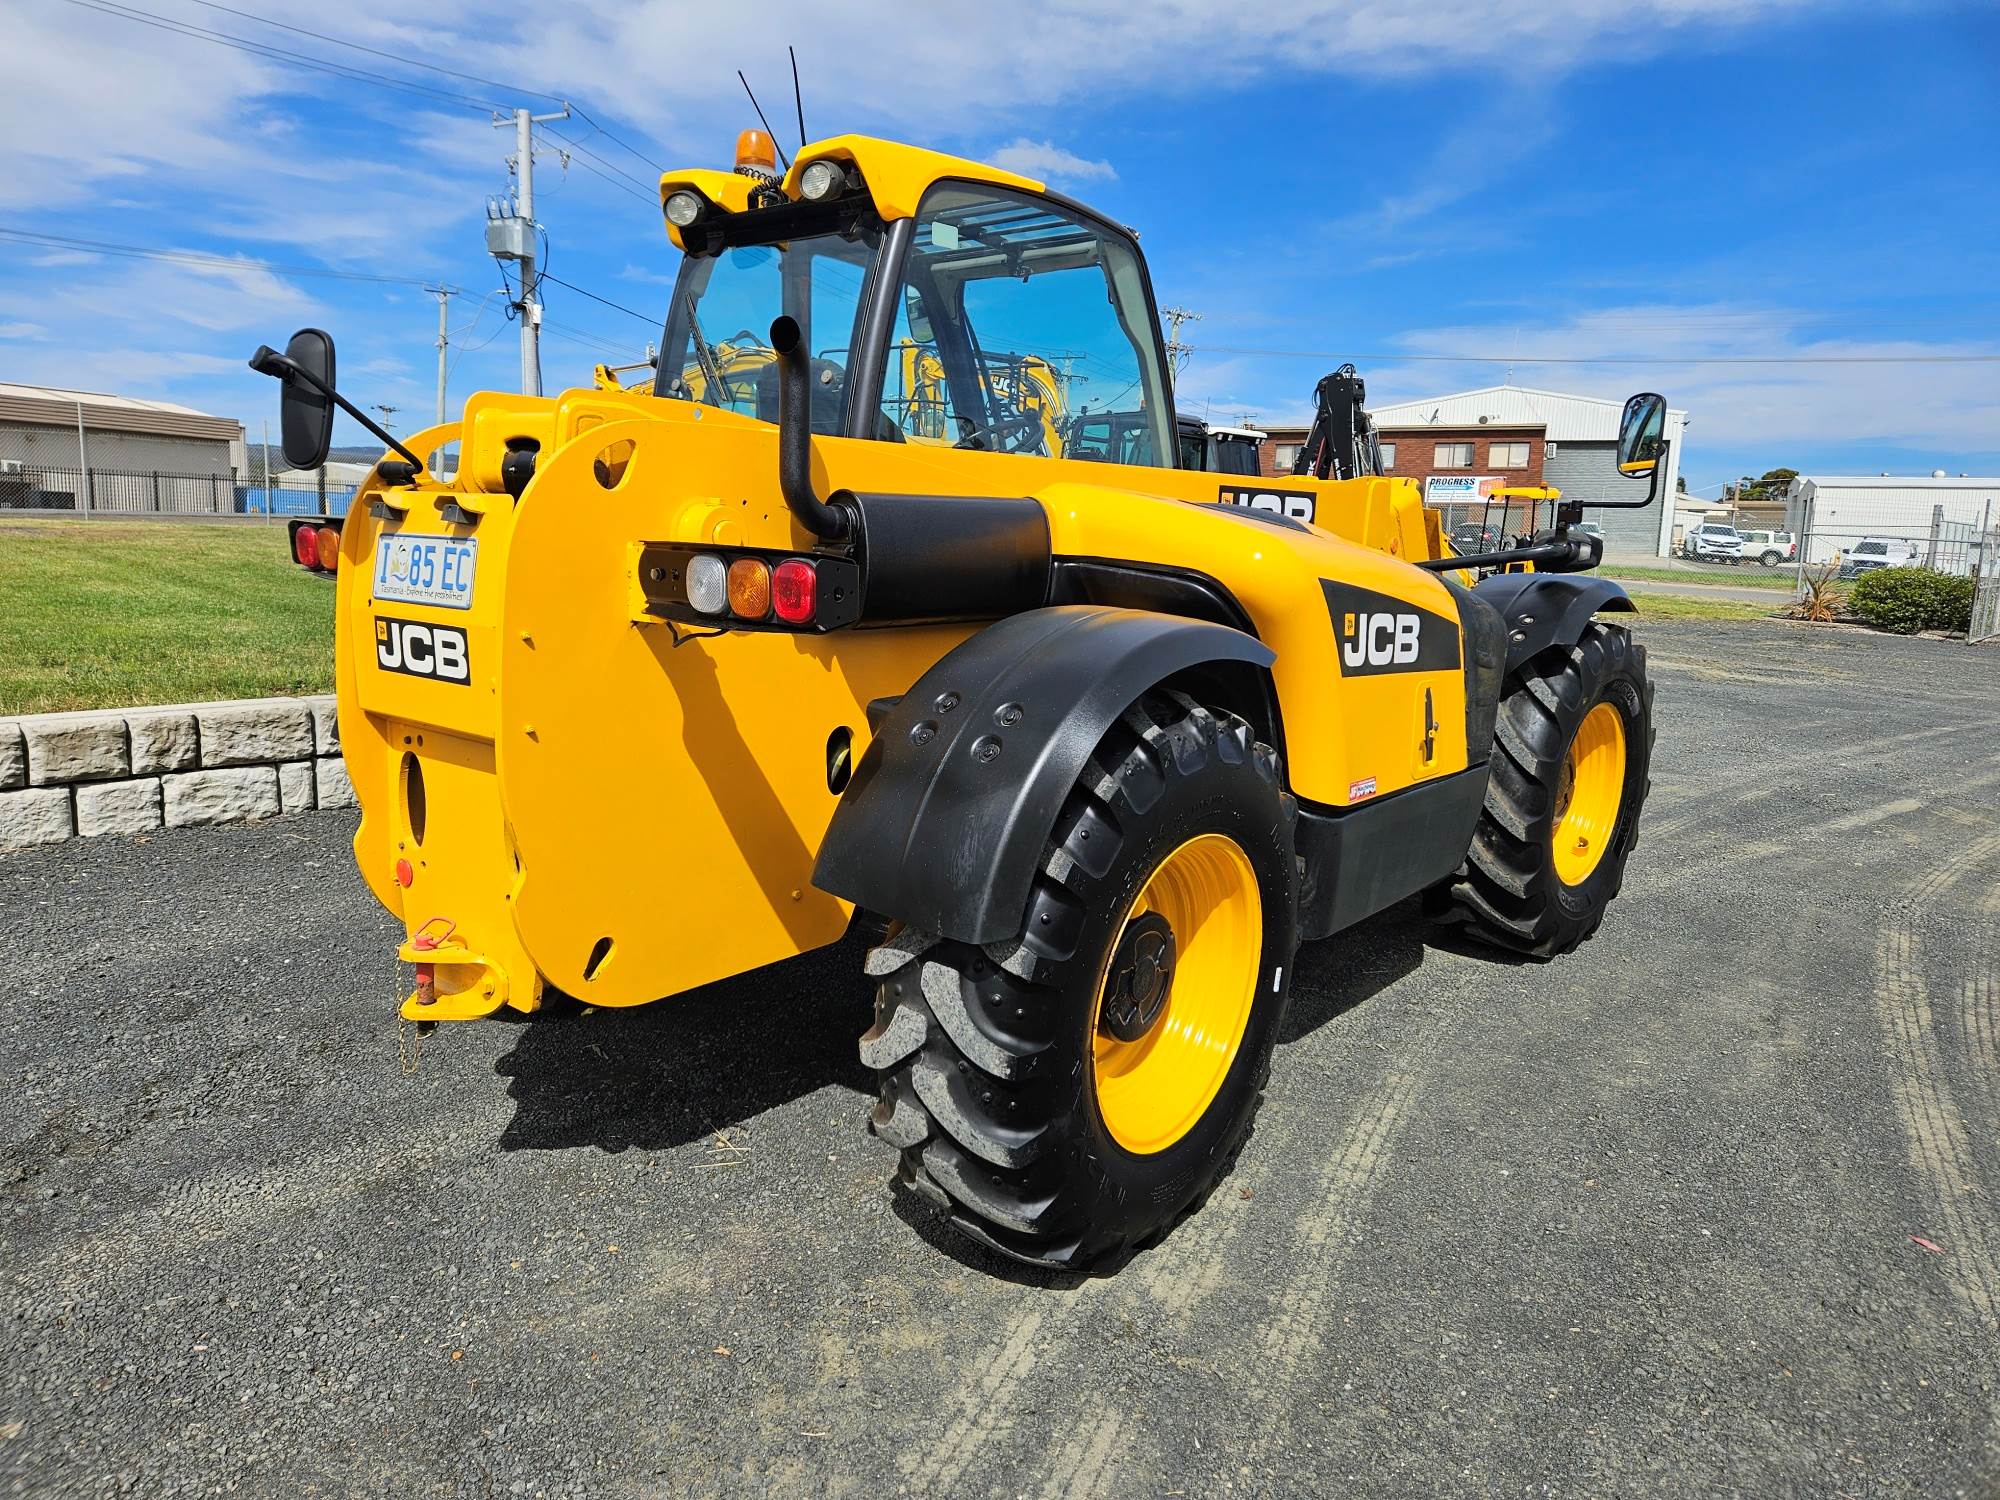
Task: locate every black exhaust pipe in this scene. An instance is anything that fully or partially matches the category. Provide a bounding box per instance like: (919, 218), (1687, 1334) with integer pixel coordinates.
(769, 316), (851, 541)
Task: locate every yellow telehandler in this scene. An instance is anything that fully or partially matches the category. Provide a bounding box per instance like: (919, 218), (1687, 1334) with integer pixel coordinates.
(252, 130), (1665, 1269)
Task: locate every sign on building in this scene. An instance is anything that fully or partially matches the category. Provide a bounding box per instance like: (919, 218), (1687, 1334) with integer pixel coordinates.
(1423, 474), (1503, 507)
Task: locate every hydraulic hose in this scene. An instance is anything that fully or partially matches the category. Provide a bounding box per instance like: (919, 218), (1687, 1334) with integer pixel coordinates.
(768, 316), (851, 541)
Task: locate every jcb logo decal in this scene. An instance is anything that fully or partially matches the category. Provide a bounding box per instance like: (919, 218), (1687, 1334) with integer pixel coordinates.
(1340, 610), (1423, 669)
(1219, 485), (1316, 523)
(375, 616), (470, 684)
(1322, 581), (1460, 677)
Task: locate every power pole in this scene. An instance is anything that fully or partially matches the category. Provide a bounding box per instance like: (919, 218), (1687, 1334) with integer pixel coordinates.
(1161, 306), (1202, 379)
(426, 284), (457, 426)
(492, 105), (570, 396)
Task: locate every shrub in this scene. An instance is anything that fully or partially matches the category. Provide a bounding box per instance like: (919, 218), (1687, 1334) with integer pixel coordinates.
(1787, 564), (1843, 623)
(1849, 567), (1974, 635)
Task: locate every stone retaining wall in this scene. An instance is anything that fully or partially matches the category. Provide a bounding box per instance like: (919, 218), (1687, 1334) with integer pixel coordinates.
(0, 696), (352, 849)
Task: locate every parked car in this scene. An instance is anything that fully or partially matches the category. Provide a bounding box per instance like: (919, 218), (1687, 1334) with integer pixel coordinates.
(1683, 523), (1744, 563)
(1838, 537), (1922, 578)
(1739, 529), (1797, 567)
(1450, 522), (1501, 553)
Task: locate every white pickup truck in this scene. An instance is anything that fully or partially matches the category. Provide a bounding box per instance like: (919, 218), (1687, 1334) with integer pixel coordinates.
(1838, 537), (1922, 578)
(1683, 522), (1745, 563)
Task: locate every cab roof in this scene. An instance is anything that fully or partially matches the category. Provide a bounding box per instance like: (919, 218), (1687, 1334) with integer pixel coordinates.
(657, 134), (1051, 251)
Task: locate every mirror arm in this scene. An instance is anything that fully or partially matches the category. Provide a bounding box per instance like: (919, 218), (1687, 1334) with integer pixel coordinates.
(249, 349), (427, 478)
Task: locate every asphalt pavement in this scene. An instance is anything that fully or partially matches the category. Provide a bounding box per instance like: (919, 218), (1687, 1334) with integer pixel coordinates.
(5, 618), (1999, 1498)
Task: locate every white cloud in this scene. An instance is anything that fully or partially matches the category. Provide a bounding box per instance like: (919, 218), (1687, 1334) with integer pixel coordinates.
(990, 140), (1118, 183)
(4, 1), (1836, 214)
(1365, 303), (2000, 454)
(0, 322), (52, 341)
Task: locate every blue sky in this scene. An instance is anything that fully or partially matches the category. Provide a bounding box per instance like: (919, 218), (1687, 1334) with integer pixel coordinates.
(4, 0), (1995, 495)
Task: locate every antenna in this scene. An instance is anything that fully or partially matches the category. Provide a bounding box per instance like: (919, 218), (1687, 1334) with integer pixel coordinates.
(789, 46), (806, 149)
(737, 71), (791, 170)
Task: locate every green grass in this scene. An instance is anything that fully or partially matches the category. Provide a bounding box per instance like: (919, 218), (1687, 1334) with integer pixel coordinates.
(1606, 564), (1806, 592)
(0, 519), (334, 715)
(1625, 592), (1783, 621)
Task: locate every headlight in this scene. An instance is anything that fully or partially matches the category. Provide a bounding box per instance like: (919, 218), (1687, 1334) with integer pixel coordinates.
(798, 160), (846, 202)
(664, 191), (705, 228)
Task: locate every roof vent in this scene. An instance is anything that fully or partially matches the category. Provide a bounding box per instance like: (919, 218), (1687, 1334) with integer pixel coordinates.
(1932, 469), (1948, 478)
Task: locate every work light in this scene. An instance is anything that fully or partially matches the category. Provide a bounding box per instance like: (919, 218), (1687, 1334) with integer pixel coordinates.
(798, 160), (846, 202)
(664, 191), (704, 228)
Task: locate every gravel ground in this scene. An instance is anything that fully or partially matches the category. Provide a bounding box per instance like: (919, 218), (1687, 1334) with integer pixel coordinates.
(4, 618), (1998, 1499)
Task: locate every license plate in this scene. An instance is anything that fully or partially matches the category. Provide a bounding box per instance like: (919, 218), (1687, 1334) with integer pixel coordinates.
(374, 534), (477, 610)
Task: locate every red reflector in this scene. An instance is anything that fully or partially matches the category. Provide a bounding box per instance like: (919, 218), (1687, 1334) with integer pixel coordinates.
(771, 558), (816, 624)
(315, 525), (341, 571)
(293, 526), (320, 567)
(395, 858), (413, 887)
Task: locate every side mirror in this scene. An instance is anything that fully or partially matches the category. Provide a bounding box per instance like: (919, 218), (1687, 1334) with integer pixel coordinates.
(1617, 391), (1666, 478)
(249, 328), (336, 470)
(903, 287), (934, 344)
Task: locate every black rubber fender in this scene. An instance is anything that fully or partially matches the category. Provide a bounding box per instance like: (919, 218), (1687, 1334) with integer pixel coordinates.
(1472, 573), (1635, 674)
(811, 605), (1276, 945)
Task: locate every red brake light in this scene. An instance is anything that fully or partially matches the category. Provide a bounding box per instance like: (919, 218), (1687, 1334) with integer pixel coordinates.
(315, 525), (341, 571)
(771, 559), (816, 624)
(293, 525), (320, 568)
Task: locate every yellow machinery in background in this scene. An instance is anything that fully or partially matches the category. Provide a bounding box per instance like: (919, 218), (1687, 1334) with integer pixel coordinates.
(253, 129), (1667, 1271)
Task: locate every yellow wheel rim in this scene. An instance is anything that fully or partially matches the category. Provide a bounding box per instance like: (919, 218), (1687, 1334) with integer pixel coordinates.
(1552, 700), (1628, 887)
(1092, 834), (1262, 1156)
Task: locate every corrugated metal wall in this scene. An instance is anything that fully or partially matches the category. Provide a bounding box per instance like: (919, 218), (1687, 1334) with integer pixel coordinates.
(1787, 482), (2000, 567)
(0, 424), (236, 476)
(1545, 440), (1660, 556)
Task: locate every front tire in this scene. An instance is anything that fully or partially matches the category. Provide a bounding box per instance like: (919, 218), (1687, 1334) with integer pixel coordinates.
(859, 692), (1298, 1269)
(1443, 622), (1653, 958)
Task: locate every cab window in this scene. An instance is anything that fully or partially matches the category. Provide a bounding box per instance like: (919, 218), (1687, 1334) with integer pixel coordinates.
(879, 184), (1171, 466)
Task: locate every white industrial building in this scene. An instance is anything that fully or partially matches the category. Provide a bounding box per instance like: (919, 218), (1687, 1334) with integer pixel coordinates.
(1783, 474), (2000, 571)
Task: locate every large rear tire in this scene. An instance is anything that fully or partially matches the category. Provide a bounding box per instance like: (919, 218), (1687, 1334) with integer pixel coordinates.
(1443, 622), (1653, 958)
(859, 691), (1297, 1270)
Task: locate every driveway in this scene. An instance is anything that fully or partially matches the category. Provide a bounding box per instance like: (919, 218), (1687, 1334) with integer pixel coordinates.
(4, 618), (1997, 1497)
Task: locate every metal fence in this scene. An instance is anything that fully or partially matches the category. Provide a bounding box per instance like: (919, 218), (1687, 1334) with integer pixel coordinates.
(0, 462), (355, 517)
(1974, 547), (2000, 644)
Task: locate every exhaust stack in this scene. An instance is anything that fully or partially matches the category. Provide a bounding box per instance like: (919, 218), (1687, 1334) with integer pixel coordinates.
(768, 316), (851, 541)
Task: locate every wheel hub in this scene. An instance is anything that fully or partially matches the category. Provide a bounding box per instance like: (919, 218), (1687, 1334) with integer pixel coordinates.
(1100, 912), (1176, 1043)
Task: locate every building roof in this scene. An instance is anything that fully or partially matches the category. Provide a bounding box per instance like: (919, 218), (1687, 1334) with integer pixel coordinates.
(1790, 474), (1999, 491)
(1368, 385), (1687, 443)
(0, 382), (242, 442)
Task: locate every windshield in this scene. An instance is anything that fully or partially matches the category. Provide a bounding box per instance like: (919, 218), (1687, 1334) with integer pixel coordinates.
(654, 218), (883, 435)
(878, 184), (1173, 466)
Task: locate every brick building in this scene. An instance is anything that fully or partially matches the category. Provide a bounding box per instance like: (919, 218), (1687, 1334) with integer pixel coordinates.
(1259, 384), (1686, 557)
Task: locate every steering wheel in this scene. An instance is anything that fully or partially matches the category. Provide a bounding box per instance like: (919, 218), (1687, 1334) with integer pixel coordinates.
(953, 410), (1046, 454)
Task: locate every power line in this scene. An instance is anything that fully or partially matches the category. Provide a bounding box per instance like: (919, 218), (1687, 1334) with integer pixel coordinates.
(1198, 345), (2000, 366)
(539, 125), (659, 203)
(60, 0), (509, 112)
(79, 0), (669, 175)
(0, 226), (435, 287)
(177, 0), (562, 106)
(538, 273), (661, 328)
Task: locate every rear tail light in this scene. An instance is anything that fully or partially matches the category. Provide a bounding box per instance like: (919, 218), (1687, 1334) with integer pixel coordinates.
(727, 558), (771, 619)
(293, 525), (320, 568)
(315, 525), (341, 571)
(637, 543), (859, 633)
(771, 558), (816, 624)
(685, 554), (727, 614)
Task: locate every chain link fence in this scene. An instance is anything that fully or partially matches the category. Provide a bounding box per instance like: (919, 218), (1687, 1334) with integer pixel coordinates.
(0, 461), (356, 516)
